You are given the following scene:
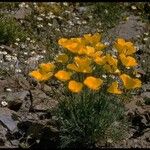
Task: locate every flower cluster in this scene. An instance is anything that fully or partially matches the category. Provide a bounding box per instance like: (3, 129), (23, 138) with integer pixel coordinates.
(29, 33), (142, 94)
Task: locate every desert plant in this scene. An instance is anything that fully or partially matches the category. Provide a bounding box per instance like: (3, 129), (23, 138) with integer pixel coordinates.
(29, 33), (142, 148)
(55, 91), (127, 148)
(0, 15), (28, 44)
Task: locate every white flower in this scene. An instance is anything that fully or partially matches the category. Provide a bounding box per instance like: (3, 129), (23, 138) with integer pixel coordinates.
(55, 28), (60, 31)
(1, 101), (8, 107)
(112, 48), (117, 52)
(14, 42), (19, 46)
(48, 23), (52, 27)
(64, 10), (70, 14)
(12, 56), (17, 61)
(0, 46), (4, 49)
(2, 51), (7, 55)
(77, 21), (81, 25)
(25, 4), (29, 8)
(63, 2), (68, 6)
(107, 138), (113, 143)
(82, 20), (87, 24)
(37, 17), (43, 21)
(16, 38), (20, 41)
(104, 9), (108, 14)
(136, 74), (141, 78)
(104, 42), (110, 46)
(143, 38), (148, 41)
(109, 75), (115, 79)
(31, 51), (36, 55)
(6, 88), (12, 92)
(37, 24), (43, 28)
(15, 69), (22, 73)
(30, 40), (35, 43)
(144, 32), (149, 36)
(131, 6), (137, 10)
(24, 52), (28, 55)
(10, 64), (14, 68)
(88, 15), (93, 19)
(112, 55), (117, 58)
(42, 50), (46, 53)
(40, 13), (45, 17)
(68, 21), (74, 26)
(102, 74), (107, 79)
(26, 37), (30, 41)
(19, 2), (26, 8)
(21, 44), (26, 49)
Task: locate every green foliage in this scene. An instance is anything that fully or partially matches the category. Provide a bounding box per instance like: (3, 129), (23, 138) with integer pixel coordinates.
(87, 2), (124, 31)
(0, 2), (19, 10)
(0, 15), (28, 44)
(55, 91), (128, 148)
(144, 97), (150, 105)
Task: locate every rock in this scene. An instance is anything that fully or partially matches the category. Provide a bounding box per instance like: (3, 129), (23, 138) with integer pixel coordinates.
(77, 7), (87, 13)
(16, 75), (30, 90)
(0, 91), (29, 111)
(0, 125), (7, 146)
(0, 45), (15, 54)
(141, 92), (150, 99)
(142, 84), (150, 92)
(14, 8), (31, 20)
(0, 108), (18, 133)
(10, 140), (19, 147)
(43, 84), (52, 93)
(0, 79), (16, 93)
(106, 15), (146, 41)
(31, 89), (58, 111)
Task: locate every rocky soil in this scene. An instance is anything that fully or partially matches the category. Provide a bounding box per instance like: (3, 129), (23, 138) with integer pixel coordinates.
(0, 2), (150, 149)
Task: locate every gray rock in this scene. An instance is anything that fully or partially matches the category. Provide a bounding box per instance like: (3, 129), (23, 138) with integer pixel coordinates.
(0, 108), (18, 133)
(0, 91), (29, 111)
(106, 15), (146, 41)
(0, 125), (7, 146)
(142, 84), (150, 92)
(14, 8), (31, 20)
(31, 89), (58, 111)
(141, 92), (150, 99)
(16, 75), (30, 90)
(1, 45), (15, 54)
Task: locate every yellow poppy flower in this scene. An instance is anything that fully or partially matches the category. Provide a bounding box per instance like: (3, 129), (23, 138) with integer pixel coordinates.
(101, 54), (118, 73)
(91, 51), (103, 58)
(105, 54), (118, 66)
(39, 63), (55, 73)
(29, 70), (53, 81)
(107, 81), (122, 94)
(119, 54), (138, 67)
(114, 38), (136, 55)
(85, 46), (95, 56)
(55, 54), (69, 63)
(84, 33), (101, 45)
(94, 55), (106, 65)
(120, 74), (142, 89)
(84, 76), (103, 90)
(54, 70), (71, 81)
(95, 42), (106, 51)
(67, 57), (92, 73)
(65, 42), (78, 53)
(68, 80), (83, 93)
(58, 38), (68, 46)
